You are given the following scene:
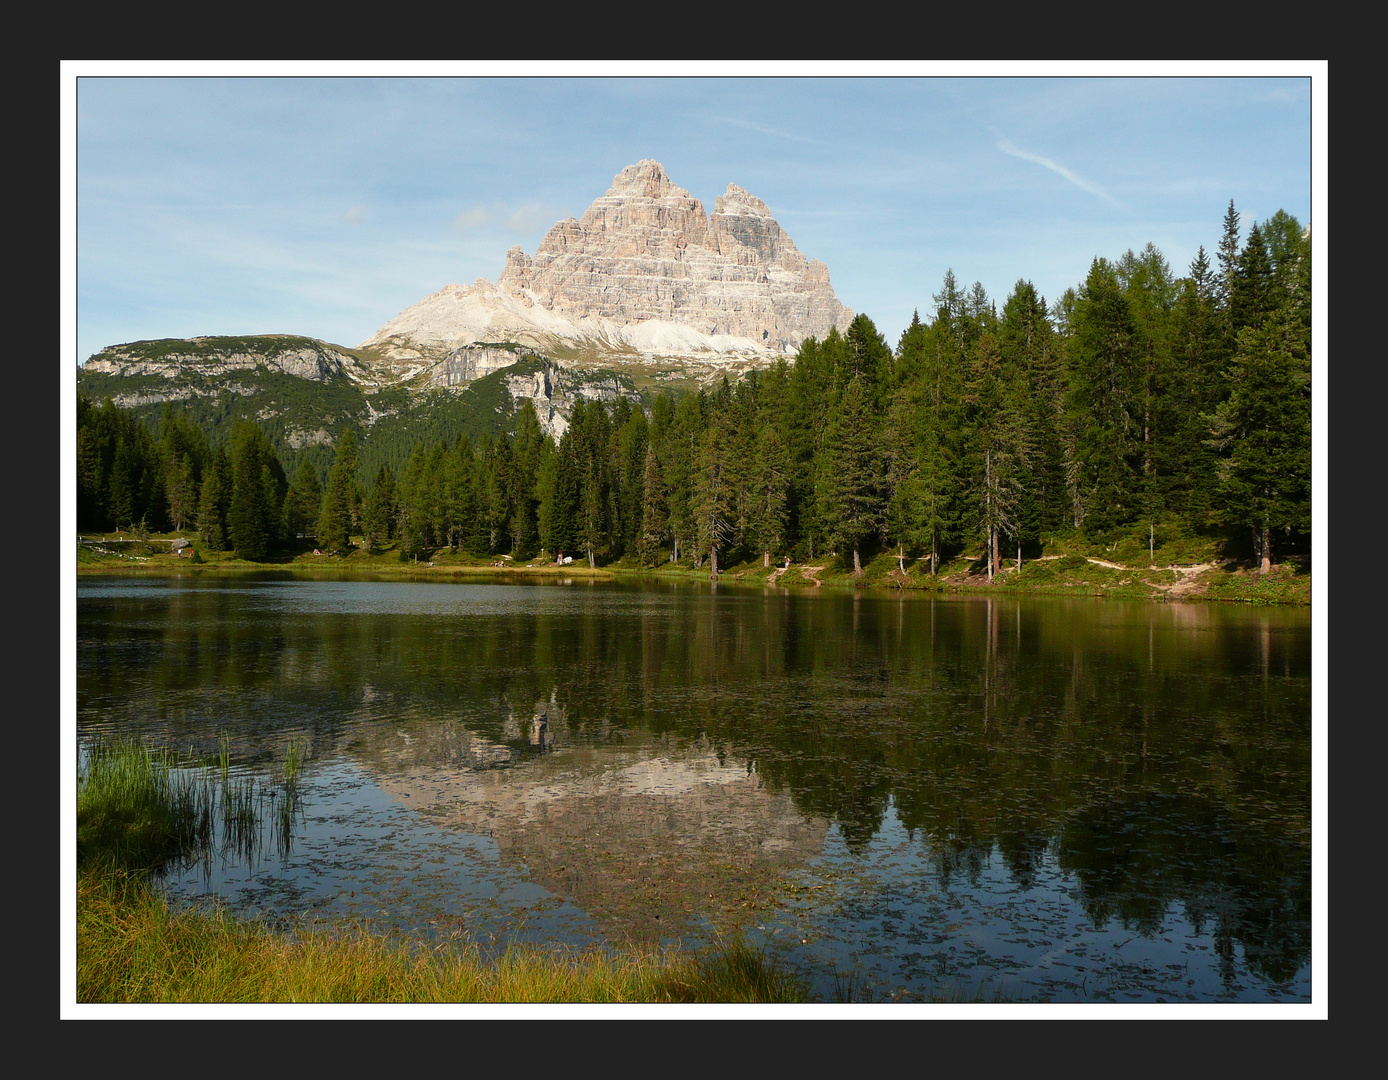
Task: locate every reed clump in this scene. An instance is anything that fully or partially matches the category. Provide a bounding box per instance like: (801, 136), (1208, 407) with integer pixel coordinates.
(77, 739), (215, 871)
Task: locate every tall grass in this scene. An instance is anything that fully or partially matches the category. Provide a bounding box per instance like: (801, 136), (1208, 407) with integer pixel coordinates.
(78, 736), (283, 872)
(77, 739), (217, 871)
(76, 867), (806, 1004)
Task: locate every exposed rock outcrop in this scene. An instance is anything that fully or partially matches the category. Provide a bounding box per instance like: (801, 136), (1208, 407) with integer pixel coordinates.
(505, 364), (635, 440)
(431, 345), (535, 387)
(84, 337), (366, 383)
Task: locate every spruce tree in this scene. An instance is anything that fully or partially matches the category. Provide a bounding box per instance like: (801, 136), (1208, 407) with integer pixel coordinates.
(749, 426), (790, 566)
(197, 447), (232, 551)
(1211, 319), (1310, 572)
(821, 374), (883, 576)
(228, 422), (275, 561)
(283, 460), (322, 544)
(638, 444), (668, 568)
(693, 414), (734, 578)
(1064, 259), (1144, 535)
(362, 464), (396, 553)
(964, 334), (1032, 579)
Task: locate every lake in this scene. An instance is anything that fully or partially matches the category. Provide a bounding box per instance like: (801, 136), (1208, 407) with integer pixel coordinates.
(75, 573), (1313, 1003)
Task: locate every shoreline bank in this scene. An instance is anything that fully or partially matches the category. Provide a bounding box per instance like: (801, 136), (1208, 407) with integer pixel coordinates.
(77, 539), (1311, 606)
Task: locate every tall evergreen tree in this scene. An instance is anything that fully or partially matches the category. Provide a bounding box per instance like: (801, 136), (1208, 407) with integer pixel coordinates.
(1211, 318), (1311, 572)
(197, 446), (232, 551)
(1065, 259), (1144, 535)
(748, 426), (790, 566)
(964, 334), (1032, 578)
(227, 421), (280, 560)
(638, 443), (668, 568)
(362, 464), (396, 552)
(820, 375), (883, 576)
(693, 411), (735, 578)
(1216, 199), (1241, 321)
(283, 460), (322, 543)
(317, 434), (358, 555)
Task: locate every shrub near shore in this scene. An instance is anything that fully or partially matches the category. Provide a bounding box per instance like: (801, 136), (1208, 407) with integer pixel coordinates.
(75, 739), (806, 1005)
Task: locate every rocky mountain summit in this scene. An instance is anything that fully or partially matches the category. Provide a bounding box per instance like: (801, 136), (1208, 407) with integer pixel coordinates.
(78, 161), (854, 455)
(363, 160), (852, 368)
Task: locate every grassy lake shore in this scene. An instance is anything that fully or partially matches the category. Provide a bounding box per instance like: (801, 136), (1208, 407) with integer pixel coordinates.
(75, 740), (808, 1005)
(78, 532), (1312, 606)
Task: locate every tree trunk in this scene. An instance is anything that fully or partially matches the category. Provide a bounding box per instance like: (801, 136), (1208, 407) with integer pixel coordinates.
(853, 547), (862, 577)
(1260, 522), (1271, 575)
(764, 550), (770, 568)
(1016, 542), (1021, 573)
(710, 544), (719, 580)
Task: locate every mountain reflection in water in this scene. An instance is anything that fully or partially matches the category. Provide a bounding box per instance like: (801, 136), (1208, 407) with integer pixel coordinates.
(76, 576), (1312, 1002)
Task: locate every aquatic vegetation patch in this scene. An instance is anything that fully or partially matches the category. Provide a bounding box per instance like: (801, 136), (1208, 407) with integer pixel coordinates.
(77, 739), (217, 872)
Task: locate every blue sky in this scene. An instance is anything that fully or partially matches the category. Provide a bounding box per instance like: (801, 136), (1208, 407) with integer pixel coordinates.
(66, 64), (1321, 367)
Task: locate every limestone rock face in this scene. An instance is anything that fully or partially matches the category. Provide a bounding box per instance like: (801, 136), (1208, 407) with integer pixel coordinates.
(364, 160), (851, 362)
(431, 345), (534, 387)
(84, 339), (361, 383)
(504, 364), (633, 440)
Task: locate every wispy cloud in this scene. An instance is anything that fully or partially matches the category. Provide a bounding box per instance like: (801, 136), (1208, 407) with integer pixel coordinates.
(711, 114), (822, 144)
(505, 203), (551, 231)
(453, 205), (498, 229)
(995, 134), (1122, 207)
(453, 201), (555, 232)
(341, 204), (366, 225)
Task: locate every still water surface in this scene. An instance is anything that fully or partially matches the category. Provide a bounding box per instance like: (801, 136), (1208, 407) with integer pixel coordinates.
(76, 574), (1312, 1002)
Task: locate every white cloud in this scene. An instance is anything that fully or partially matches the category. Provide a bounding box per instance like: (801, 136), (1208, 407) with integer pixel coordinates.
(995, 136), (1122, 207)
(710, 114), (821, 144)
(505, 203), (551, 231)
(453, 201), (555, 233)
(453, 205), (498, 229)
(341, 204), (366, 225)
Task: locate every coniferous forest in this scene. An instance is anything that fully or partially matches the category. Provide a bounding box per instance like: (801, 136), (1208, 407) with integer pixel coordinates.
(77, 203), (1311, 575)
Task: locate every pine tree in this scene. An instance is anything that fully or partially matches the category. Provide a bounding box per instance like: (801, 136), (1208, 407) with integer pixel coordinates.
(964, 334), (1032, 579)
(638, 444), (668, 568)
(362, 464), (396, 553)
(1064, 259), (1144, 535)
(693, 415), (734, 578)
(1211, 319), (1310, 572)
(197, 447), (231, 551)
(821, 374), (883, 576)
(395, 445), (432, 561)
(1209, 214), (1311, 572)
(1216, 199), (1241, 321)
(999, 280), (1065, 542)
(227, 422), (276, 561)
(748, 426), (790, 566)
(661, 393), (703, 565)
(283, 460), (322, 544)
(317, 458), (353, 554)
(1167, 246), (1227, 521)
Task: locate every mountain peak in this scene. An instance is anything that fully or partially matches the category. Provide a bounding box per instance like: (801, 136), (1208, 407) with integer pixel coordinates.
(367, 162), (851, 360)
(606, 159), (684, 199)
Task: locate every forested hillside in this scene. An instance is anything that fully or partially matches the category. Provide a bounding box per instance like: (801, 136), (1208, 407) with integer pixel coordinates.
(76, 202), (1311, 575)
